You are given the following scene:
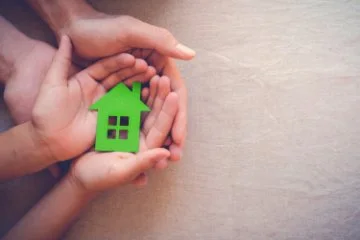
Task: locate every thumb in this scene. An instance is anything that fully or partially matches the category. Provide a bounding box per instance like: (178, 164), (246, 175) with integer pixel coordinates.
(117, 148), (170, 182)
(124, 16), (196, 60)
(44, 35), (72, 85)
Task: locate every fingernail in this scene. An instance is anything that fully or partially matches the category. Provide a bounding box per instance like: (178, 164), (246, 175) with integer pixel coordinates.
(176, 43), (196, 57)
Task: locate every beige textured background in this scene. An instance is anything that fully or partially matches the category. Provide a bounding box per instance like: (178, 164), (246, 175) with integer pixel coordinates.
(1, 0), (360, 239)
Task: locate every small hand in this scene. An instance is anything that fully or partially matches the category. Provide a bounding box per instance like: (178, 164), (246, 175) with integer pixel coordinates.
(161, 59), (187, 161)
(69, 148), (170, 193)
(31, 35), (156, 163)
(132, 53), (187, 161)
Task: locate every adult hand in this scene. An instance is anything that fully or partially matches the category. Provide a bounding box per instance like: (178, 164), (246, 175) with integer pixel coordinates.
(60, 13), (195, 62)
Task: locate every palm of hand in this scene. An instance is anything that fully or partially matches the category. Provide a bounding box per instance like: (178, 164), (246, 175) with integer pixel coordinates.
(31, 36), (138, 162)
(32, 71), (100, 161)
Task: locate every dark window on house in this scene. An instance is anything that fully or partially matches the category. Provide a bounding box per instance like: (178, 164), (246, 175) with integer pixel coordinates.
(119, 130), (128, 139)
(107, 116), (130, 140)
(107, 129), (116, 139)
(108, 116), (117, 126)
(120, 116), (129, 126)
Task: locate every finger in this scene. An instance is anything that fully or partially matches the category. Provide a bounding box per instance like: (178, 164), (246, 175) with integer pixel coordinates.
(48, 164), (61, 179)
(172, 87), (187, 145)
(139, 132), (148, 152)
(45, 35), (72, 86)
(162, 58), (183, 91)
(131, 173), (148, 187)
(116, 148), (170, 181)
(147, 75), (160, 108)
(141, 75), (159, 124)
(85, 53), (135, 81)
(154, 158), (168, 170)
(141, 87), (150, 102)
(162, 59), (187, 145)
(151, 76), (171, 111)
(146, 92), (179, 148)
(101, 58), (147, 90)
(141, 88), (150, 125)
(122, 16), (196, 60)
(124, 66), (156, 86)
(143, 76), (171, 136)
(130, 48), (153, 60)
(147, 51), (168, 74)
(130, 49), (166, 75)
(164, 136), (172, 147)
(169, 144), (183, 161)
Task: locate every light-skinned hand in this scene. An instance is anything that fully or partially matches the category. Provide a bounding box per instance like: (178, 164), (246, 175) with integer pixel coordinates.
(31, 35), (156, 162)
(59, 13), (195, 62)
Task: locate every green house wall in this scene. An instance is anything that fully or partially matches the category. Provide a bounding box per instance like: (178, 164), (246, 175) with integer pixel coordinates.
(94, 109), (141, 152)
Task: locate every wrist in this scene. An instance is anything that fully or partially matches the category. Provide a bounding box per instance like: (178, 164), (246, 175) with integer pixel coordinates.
(0, 122), (55, 180)
(56, 3), (101, 40)
(0, 16), (33, 83)
(27, 121), (56, 166)
(26, 0), (99, 40)
(64, 172), (97, 200)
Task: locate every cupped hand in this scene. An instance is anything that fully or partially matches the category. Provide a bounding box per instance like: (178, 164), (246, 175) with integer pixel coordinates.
(131, 52), (187, 161)
(60, 13), (195, 62)
(31, 35), (156, 163)
(69, 148), (170, 193)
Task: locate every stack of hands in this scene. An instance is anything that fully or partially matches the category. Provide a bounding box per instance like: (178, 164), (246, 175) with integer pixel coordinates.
(0, 1), (194, 239)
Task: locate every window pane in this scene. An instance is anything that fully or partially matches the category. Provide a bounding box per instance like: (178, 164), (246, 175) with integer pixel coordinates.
(108, 116), (117, 126)
(119, 130), (128, 140)
(119, 116), (129, 126)
(107, 129), (116, 139)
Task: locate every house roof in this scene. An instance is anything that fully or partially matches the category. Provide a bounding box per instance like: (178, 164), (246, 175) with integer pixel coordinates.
(89, 82), (150, 112)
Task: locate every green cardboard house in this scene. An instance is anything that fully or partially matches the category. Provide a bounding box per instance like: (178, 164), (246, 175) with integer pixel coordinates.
(89, 82), (150, 152)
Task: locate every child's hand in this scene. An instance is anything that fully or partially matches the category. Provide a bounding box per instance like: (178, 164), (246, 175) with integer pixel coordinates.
(130, 50), (187, 161)
(69, 148), (170, 192)
(140, 75), (178, 152)
(31, 35), (156, 163)
(133, 75), (179, 186)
